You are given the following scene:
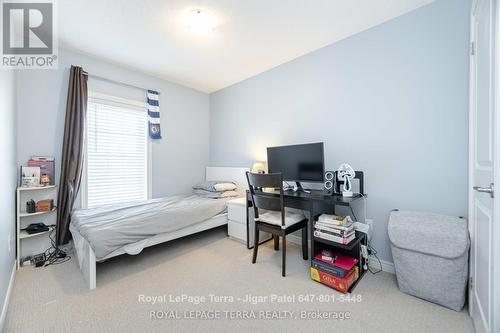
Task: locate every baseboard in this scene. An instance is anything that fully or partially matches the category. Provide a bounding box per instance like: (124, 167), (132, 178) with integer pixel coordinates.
(287, 235), (396, 275)
(379, 259), (395, 274)
(0, 261), (16, 332)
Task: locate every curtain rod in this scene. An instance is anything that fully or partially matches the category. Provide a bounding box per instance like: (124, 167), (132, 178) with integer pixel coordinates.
(82, 71), (160, 95)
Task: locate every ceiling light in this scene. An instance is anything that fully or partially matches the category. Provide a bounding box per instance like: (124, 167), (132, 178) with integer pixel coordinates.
(185, 9), (215, 34)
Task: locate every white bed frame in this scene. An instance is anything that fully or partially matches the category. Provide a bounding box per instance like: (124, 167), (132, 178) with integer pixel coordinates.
(71, 167), (249, 290)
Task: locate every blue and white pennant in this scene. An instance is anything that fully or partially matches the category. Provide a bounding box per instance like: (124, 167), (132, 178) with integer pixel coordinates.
(147, 90), (161, 139)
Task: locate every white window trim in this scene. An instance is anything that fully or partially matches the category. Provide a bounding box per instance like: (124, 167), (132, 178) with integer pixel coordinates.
(81, 92), (152, 209)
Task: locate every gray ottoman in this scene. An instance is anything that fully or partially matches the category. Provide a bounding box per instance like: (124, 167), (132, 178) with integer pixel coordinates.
(388, 210), (469, 311)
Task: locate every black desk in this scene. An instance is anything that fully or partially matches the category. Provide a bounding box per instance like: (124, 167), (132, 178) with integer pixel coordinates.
(245, 189), (367, 293)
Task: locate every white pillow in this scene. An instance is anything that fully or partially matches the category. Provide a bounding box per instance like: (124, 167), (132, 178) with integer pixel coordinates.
(194, 189), (239, 199)
(219, 190), (239, 198)
(214, 183), (237, 192)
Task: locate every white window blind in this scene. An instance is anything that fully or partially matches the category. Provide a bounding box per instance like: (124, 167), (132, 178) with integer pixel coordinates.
(85, 97), (148, 208)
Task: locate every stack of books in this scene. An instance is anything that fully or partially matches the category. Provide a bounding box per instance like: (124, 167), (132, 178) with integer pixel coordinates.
(310, 251), (359, 293)
(314, 214), (356, 245)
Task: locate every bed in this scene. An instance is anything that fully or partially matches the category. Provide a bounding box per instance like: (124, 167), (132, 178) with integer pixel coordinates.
(70, 167), (249, 290)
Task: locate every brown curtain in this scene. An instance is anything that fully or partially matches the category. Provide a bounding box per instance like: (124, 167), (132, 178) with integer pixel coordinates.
(56, 66), (88, 246)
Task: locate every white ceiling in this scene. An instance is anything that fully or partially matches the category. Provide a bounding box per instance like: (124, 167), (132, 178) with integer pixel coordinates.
(59, 0), (434, 93)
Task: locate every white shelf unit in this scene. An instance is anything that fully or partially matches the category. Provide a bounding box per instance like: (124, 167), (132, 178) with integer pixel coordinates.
(19, 226), (55, 240)
(16, 186), (58, 269)
(17, 185), (56, 191)
(19, 207), (57, 218)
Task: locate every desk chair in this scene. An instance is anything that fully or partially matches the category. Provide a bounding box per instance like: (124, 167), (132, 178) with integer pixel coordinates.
(245, 172), (308, 277)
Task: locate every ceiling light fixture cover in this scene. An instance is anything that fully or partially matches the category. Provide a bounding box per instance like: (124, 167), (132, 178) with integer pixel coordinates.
(186, 9), (215, 34)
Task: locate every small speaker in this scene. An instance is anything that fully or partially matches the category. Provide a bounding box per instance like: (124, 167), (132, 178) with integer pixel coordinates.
(323, 171), (335, 195)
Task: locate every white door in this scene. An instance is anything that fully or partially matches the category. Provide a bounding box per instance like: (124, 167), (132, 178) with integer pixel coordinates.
(469, 1), (498, 332)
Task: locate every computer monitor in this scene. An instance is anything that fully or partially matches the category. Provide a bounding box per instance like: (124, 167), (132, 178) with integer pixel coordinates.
(267, 143), (324, 188)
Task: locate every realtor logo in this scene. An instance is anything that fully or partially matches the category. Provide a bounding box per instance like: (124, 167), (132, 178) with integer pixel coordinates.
(1, 0), (57, 68)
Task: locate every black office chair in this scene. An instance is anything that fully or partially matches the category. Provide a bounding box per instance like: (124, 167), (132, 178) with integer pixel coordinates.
(245, 172), (308, 277)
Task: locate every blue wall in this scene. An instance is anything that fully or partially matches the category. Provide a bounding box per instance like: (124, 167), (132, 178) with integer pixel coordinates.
(0, 69), (17, 327)
(17, 49), (210, 198)
(210, 0), (471, 262)
(15, 49), (211, 256)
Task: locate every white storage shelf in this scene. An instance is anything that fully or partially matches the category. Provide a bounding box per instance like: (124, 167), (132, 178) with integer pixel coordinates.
(16, 185), (58, 269)
(19, 226), (55, 240)
(19, 207), (57, 217)
(17, 185), (56, 191)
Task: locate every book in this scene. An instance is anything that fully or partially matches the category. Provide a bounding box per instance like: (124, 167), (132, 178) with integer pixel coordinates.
(318, 213), (347, 222)
(317, 218), (348, 226)
(315, 228), (355, 241)
(30, 156), (54, 161)
(315, 221), (354, 232)
(316, 219), (352, 226)
(315, 224), (355, 237)
(28, 157), (55, 186)
(314, 230), (356, 245)
(313, 252), (358, 271)
(310, 266), (359, 293)
(311, 259), (348, 278)
(318, 214), (352, 226)
(20, 166), (40, 187)
(315, 225), (354, 236)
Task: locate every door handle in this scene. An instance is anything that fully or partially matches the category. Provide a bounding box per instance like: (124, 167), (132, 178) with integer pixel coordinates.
(473, 183), (494, 198)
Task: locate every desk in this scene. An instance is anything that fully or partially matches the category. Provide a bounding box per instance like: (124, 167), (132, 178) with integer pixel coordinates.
(245, 189), (367, 293)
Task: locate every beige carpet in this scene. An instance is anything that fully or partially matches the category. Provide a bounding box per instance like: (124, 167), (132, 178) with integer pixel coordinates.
(5, 227), (474, 333)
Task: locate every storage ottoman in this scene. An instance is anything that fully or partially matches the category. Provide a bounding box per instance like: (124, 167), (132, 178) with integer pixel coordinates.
(388, 210), (469, 311)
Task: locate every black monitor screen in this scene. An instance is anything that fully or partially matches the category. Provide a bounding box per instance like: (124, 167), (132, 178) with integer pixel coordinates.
(267, 143), (324, 183)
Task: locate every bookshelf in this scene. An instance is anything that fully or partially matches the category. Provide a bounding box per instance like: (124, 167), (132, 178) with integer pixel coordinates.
(16, 186), (57, 269)
(19, 226), (55, 240)
(17, 185), (56, 191)
(19, 207), (57, 218)
(311, 224), (368, 293)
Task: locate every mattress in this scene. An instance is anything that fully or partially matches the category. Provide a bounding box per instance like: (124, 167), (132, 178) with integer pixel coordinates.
(97, 213), (227, 262)
(71, 195), (231, 260)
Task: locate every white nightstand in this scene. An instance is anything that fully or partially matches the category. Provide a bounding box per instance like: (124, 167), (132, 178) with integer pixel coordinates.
(227, 197), (272, 248)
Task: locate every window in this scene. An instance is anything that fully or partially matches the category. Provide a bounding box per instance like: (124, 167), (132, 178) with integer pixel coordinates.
(83, 93), (150, 208)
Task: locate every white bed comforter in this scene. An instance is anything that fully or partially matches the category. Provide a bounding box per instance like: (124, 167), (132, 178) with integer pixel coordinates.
(70, 195), (229, 259)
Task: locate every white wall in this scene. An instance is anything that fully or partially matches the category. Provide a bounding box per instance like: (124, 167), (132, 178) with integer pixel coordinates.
(16, 48), (210, 198)
(0, 69), (17, 328)
(209, 0), (471, 262)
